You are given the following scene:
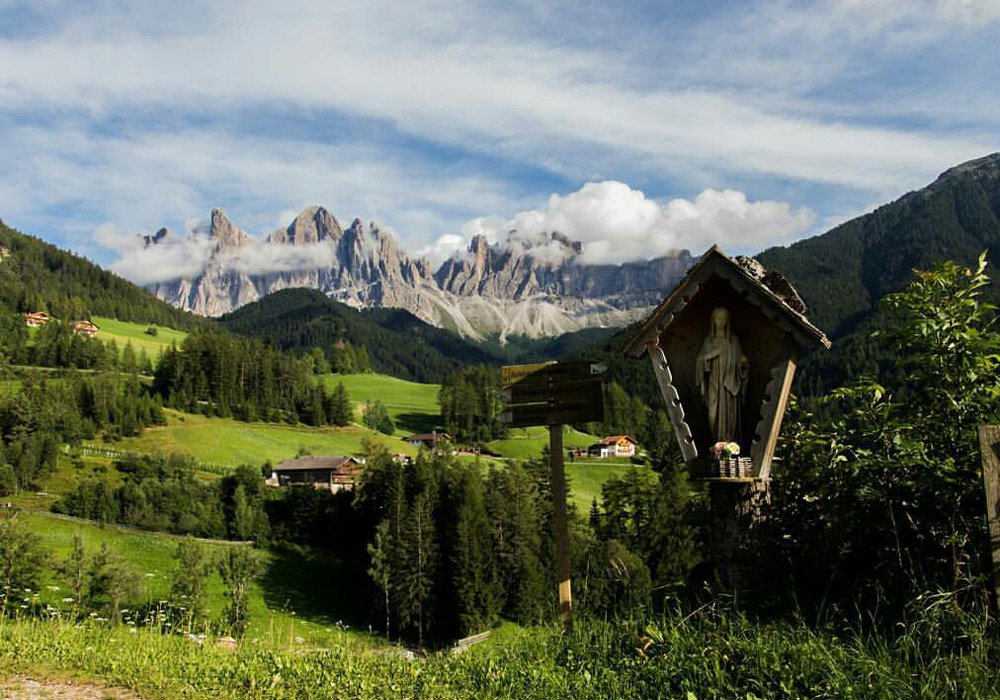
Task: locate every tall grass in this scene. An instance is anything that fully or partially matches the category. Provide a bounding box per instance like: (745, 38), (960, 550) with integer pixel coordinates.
(2, 600), (997, 699)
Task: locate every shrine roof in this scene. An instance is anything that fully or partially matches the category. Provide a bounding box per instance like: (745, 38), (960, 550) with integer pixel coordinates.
(623, 245), (831, 357)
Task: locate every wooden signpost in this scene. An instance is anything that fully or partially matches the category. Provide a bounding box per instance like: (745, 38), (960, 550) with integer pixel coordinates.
(499, 360), (605, 629)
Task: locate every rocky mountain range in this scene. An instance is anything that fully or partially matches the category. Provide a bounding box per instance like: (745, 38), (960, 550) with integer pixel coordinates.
(144, 206), (693, 339)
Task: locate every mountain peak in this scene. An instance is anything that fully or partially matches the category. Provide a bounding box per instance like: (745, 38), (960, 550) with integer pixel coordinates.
(209, 208), (249, 248)
(142, 227), (171, 247)
(931, 152), (1000, 188)
(268, 205), (343, 245)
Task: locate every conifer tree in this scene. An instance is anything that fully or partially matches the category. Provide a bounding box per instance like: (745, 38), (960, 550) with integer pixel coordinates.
(451, 464), (502, 635)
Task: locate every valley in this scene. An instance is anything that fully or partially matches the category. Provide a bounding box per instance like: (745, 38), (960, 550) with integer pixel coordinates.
(2, 152), (1000, 697)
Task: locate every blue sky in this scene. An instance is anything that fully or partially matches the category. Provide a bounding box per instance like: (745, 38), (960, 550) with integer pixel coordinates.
(1, 0), (998, 282)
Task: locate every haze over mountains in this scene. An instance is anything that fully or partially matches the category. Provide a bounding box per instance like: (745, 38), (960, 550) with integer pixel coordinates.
(142, 206), (693, 339)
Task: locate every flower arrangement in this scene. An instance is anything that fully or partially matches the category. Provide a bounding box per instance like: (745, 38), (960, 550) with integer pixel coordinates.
(710, 441), (741, 459)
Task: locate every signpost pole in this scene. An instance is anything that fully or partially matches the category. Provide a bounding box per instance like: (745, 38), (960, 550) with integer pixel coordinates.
(499, 361), (605, 632)
(549, 423), (573, 631)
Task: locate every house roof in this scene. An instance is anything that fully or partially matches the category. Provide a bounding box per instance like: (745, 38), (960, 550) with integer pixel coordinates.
(274, 456), (359, 472)
(624, 246), (830, 357)
(72, 320), (100, 329)
(600, 435), (636, 445)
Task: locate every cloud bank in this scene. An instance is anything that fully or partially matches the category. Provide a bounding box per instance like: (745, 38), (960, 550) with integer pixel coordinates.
(439, 182), (815, 265)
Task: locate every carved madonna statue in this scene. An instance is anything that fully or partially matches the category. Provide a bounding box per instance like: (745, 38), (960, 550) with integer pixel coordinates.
(695, 307), (748, 443)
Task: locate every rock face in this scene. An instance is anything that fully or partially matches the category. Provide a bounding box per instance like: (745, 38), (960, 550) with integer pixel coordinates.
(143, 206), (693, 339)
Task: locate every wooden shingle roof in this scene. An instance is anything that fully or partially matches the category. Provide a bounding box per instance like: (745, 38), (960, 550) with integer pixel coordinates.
(623, 245), (830, 357)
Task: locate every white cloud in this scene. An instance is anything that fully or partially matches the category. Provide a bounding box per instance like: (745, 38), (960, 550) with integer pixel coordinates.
(101, 230), (217, 285)
(0, 0), (993, 201)
(447, 181), (816, 265)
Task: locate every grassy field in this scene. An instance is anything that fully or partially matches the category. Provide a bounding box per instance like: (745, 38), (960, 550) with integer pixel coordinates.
(12, 511), (380, 650)
(321, 372), (442, 436)
(106, 409), (417, 467)
(485, 427), (637, 509)
(92, 316), (188, 358)
(2, 604), (996, 699)
(487, 425), (596, 460)
(566, 459), (639, 510)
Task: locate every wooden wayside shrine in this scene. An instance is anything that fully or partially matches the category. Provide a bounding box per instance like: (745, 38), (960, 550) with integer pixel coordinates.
(624, 246), (830, 586)
(624, 246), (830, 479)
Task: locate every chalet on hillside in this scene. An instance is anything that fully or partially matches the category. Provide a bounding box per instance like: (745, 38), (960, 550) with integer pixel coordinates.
(404, 431), (452, 450)
(588, 435), (638, 458)
(71, 320), (100, 337)
(24, 311), (51, 327)
(268, 456), (363, 493)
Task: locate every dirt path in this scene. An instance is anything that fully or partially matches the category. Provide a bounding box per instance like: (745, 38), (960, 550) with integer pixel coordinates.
(0, 677), (144, 700)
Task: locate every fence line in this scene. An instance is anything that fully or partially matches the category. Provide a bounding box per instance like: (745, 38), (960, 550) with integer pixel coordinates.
(70, 444), (238, 475)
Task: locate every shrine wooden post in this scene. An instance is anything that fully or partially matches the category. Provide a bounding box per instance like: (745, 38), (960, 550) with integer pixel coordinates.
(499, 361), (605, 630)
(979, 425), (1000, 613)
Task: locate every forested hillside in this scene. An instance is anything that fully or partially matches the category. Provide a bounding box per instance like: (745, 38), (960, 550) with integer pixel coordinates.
(756, 153), (1000, 391)
(0, 219), (208, 330)
(218, 288), (499, 382)
(758, 153), (1000, 338)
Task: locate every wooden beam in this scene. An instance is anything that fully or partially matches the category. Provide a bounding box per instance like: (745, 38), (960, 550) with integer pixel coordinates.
(647, 341), (698, 462)
(979, 425), (1000, 614)
(750, 356), (797, 480)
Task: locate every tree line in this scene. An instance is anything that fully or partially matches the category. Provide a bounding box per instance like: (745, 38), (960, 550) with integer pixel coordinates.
(0, 373), (164, 496)
(152, 330), (352, 426)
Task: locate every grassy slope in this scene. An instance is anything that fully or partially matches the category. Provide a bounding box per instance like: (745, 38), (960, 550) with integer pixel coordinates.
(107, 409), (418, 466)
(486, 426), (633, 509)
(321, 372), (442, 436)
(15, 510), (380, 650)
(92, 316), (188, 358)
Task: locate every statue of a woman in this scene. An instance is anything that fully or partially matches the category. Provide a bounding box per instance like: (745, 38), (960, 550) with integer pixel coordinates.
(696, 307), (749, 443)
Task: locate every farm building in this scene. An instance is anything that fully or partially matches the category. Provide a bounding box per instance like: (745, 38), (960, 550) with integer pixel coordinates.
(587, 435), (638, 458)
(268, 456), (363, 492)
(24, 311), (52, 327)
(403, 431), (452, 450)
(71, 320), (100, 337)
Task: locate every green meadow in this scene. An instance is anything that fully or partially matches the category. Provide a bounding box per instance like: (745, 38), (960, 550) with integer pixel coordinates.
(105, 408), (417, 468)
(92, 316), (188, 358)
(13, 511), (380, 650)
(321, 372), (443, 436)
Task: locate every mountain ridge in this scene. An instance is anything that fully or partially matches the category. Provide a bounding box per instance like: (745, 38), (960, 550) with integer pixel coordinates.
(142, 206), (691, 340)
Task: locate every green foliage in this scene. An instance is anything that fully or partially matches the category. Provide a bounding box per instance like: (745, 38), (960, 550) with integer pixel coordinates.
(596, 464), (698, 590)
(55, 454), (271, 540)
(0, 514), (49, 616)
(326, 382), (353, 426)
(170, 538), (215, 629)
(579, 539), (651, 618)
(485, 461), (548, 624)
(361, 399), (395, 435)
(439, 365), (505, 443)
(60, 534), (88, 618)
(769, 254), (1000, 616)
(217, 546), (263, 638)
(87, 541), (141, 625)
(449, 463), (503, 636)
(153, 329), (341, 426)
